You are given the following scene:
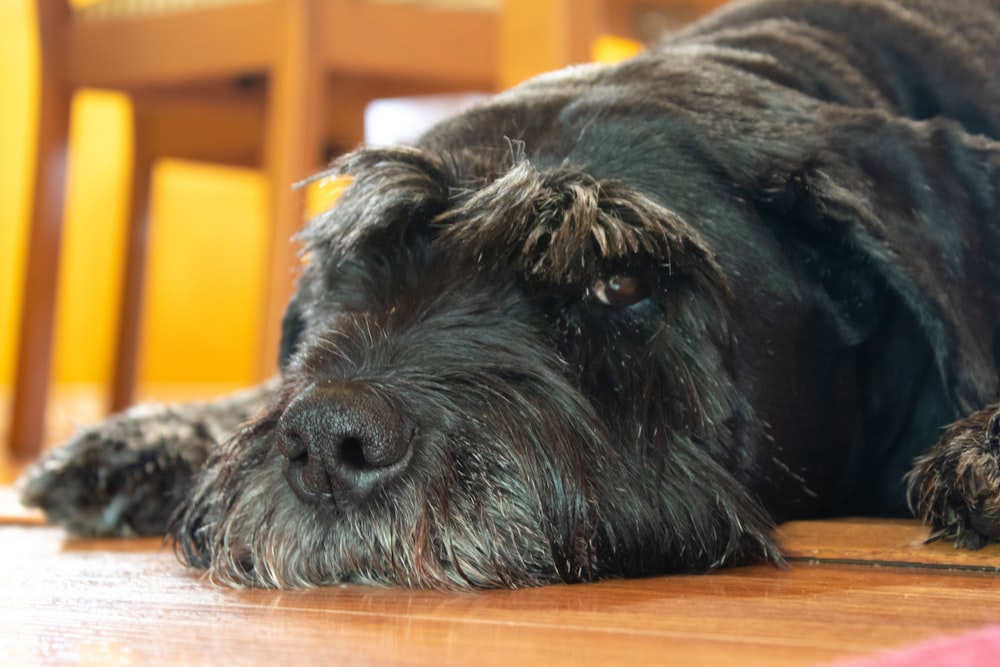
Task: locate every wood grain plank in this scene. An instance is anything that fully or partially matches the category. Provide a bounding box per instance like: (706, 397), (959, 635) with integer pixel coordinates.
(1, 523), (998, 666)
(779, 518), (1000, 571)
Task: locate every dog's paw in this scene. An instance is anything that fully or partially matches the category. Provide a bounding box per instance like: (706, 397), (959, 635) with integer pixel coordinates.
(907, 404), (1000, 549)
(19, 404), (220, 537)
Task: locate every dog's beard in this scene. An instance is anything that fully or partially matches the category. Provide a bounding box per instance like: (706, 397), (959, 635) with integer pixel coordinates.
(172, 363), (605, 589)
(171, 329), (780, 589)
(171, 283), (597, 588)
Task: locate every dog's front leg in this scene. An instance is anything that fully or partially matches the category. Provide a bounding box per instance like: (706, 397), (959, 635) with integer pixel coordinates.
(908, 403), (1000, 549)
(19, 381), (276, 537)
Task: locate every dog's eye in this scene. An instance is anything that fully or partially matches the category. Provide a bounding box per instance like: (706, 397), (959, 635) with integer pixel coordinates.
(592, 275), (646, 307)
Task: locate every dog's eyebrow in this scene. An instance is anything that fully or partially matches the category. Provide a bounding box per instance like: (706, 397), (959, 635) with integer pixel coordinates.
(298, 147), (452, 260)
(297, 148), (725, 295)
(435, 161), (724, 287)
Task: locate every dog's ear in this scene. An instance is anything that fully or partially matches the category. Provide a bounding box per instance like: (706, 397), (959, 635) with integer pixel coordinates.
(754, 112), (1000, 411)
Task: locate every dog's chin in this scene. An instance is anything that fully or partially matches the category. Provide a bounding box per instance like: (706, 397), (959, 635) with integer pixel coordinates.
(170, 421), (569, 590)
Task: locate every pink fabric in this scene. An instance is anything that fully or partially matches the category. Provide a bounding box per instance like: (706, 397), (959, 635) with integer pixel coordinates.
(826, 627), (1000, 667)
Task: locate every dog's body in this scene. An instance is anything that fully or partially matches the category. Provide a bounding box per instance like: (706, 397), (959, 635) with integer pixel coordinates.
(23, 0), (1000, 588)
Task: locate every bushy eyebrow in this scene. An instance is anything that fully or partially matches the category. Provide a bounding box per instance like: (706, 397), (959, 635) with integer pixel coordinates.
(297, 146), (726, 298)
(435, 160), (724, 287)
(297, 147), (453, 262)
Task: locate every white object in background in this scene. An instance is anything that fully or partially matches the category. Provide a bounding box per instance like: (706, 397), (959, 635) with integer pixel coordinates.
(364, 93), (491, 146)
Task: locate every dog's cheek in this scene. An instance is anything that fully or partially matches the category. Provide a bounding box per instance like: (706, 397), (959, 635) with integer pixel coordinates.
(554, 304), (673, 419)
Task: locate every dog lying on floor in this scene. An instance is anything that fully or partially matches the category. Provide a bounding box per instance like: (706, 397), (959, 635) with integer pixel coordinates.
(22, 0), (1000, 588)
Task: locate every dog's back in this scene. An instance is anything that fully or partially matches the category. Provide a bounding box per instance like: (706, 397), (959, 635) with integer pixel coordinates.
(671, 0), (1000, 138)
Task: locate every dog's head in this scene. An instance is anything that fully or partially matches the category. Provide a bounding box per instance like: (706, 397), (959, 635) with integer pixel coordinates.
(173, 143), (782, 588)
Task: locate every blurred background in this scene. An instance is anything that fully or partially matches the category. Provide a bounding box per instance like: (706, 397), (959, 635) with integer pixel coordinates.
(0, 0), (725, 470)
(2, 1), (267, 395)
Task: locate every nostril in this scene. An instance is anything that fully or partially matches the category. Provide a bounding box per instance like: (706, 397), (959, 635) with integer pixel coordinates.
(338, 437), (369, 471)
(276, 421), (332, 502)
(278, 428), (307, 461)
(334, 426), (417, 473)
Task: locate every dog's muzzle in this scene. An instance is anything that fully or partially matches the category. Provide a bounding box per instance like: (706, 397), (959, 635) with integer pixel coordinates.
(275, 381), (416, 506)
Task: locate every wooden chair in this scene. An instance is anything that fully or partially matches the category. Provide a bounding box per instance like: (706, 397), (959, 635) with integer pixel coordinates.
(9, 0), (725, 461)
(498, 0), (728, 86)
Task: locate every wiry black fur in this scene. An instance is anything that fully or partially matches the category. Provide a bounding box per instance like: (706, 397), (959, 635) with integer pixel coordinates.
(21, 0), (1000, 589)
(172, 147), (780, 587)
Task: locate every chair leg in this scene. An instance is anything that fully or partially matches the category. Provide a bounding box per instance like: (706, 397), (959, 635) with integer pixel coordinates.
(499, 0), (603, 88)
(8, 1), (72, 461)
(258, 0), (326, 380)
(109, 109), (156, 413)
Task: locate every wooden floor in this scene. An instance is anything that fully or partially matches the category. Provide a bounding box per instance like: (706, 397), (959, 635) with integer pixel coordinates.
(1, 497), (998, 666)
(2, 389), (999, 666)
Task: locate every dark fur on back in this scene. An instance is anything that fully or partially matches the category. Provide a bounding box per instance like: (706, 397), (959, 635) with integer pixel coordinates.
(21, 0), (1000, 588)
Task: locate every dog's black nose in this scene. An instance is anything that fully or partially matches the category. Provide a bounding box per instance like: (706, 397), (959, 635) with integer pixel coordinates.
(276, 382), (415, 505)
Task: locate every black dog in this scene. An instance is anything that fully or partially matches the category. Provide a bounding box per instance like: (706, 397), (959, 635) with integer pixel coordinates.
(22, 0), (1000, 588)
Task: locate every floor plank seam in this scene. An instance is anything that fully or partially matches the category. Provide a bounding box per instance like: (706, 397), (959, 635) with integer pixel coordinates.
(786, 556), (1000, 573)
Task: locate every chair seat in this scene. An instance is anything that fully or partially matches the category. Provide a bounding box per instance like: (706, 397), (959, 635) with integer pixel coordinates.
(77, 0), (263, 22)
(76, 0), (498, 23)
